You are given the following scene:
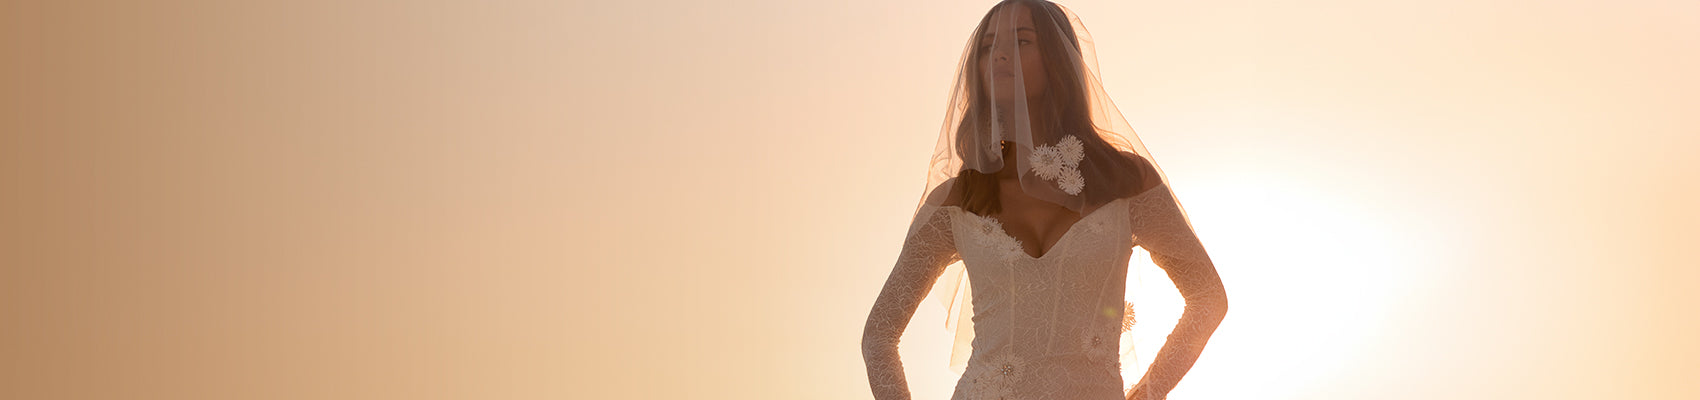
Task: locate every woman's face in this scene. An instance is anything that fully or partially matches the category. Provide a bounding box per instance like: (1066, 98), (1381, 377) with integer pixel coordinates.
(979, 3), (1046, 105)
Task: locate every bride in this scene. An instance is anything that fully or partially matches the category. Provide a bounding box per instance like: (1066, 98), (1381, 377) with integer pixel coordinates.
(860, 1), (1229, 399)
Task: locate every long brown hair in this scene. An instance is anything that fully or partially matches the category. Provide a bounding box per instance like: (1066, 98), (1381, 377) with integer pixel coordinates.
(951, 0), (1153, 216)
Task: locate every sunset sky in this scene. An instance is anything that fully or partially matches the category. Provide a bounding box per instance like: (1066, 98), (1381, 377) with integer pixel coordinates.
(4, 0), (1697, 399)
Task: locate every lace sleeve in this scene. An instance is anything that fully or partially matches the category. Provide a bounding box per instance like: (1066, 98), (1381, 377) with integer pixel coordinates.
(861, 205), (962, 400)
(1126, 188), (1229, 400)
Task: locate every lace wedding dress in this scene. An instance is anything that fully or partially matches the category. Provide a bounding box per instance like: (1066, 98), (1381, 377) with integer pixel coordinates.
(862, 183), (1228, 400)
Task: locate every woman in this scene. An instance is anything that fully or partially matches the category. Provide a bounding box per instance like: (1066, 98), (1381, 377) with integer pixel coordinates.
(860, 1), (1229, 399)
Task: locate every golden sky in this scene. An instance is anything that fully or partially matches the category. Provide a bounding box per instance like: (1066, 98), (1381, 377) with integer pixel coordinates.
(3, 0), (1696, 399)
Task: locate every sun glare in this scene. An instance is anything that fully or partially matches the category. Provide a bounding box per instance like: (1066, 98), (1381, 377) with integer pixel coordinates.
(1121, 175), (1418, 399)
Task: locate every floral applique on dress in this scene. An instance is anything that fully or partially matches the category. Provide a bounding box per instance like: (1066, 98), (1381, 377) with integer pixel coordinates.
(968, 352), (1027, 399)
(1079, 214), (1109, 235)
(1080, 331), (1119, 371)
(1029, 134), (1085, 195)
(1122, 301), (1137, 332)
(967, 213), (1026, 262)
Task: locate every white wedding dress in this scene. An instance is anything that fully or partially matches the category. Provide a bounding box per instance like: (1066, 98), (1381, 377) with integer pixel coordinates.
(863, 183), (1228, 400)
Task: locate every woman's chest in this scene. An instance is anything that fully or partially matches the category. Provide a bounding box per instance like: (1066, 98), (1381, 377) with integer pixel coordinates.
(950, 204), (1132, 268)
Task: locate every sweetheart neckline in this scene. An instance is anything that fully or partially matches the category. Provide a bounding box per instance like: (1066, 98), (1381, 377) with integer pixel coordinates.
(944, 195), (1127, 260)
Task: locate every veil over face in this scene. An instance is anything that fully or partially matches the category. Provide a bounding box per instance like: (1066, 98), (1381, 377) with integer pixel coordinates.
(899, 0), (1198, 375)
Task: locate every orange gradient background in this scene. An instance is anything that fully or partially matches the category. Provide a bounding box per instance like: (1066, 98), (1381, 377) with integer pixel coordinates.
(3, 1), (1696, 399)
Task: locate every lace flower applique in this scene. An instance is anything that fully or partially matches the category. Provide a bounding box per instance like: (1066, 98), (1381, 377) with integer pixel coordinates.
(969, 352), (1027, 399)
(1080, 331), (1119, 370)
(1080, 214), (1109, 235)
(1029, 134), (1086, 195)
(1122, 300), (1137, 332)
(969, 213), (1026, 262)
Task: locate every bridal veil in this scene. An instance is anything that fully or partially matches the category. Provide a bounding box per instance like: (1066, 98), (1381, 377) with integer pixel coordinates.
(896, 0), (1200, 375)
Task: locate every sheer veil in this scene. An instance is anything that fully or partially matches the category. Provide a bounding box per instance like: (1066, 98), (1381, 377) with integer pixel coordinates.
(895, 0), (1200, 377)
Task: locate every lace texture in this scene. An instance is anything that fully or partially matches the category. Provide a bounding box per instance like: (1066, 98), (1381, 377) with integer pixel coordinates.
(862, 183), (1227, 400)
(863, 204), (964, 399)
(1122, 185), (1229, 400)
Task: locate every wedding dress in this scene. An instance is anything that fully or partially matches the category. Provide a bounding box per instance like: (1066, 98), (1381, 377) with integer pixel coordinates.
(861, 1), (1228, 398)
(861, 182), (1226, 400)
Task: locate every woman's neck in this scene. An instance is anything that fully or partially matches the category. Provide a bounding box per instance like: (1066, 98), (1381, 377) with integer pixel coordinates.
(994, 97), (1056, 179)
(996, 142), (1020, 179)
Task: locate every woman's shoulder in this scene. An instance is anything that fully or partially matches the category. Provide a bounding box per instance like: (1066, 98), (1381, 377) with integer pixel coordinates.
(1111, 150), (1167, 195)
(930, 176), (968, 209)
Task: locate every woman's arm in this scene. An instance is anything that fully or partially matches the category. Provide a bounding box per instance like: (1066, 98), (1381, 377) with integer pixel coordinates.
(1126, 188), (1229, 400)
(861, 206), (961, 400)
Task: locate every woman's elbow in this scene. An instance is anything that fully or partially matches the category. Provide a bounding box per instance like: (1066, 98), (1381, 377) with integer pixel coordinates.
(861, 321), (894, 355)
(1186, 292), (1228, 323)
(1208, 294), (1229, 324)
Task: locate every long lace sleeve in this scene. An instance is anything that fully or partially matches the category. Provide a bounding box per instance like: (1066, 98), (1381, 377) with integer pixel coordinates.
(1126, 188), (1229, 400)
(861, 205), (962, 400)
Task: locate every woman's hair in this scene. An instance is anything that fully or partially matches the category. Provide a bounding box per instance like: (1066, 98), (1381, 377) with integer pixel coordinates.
(951, 0), (1153, 215)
